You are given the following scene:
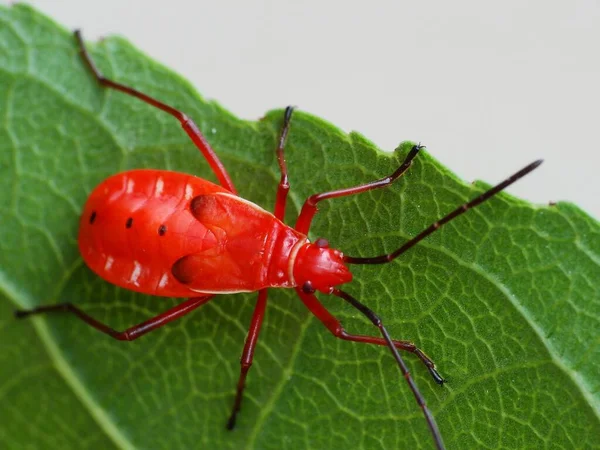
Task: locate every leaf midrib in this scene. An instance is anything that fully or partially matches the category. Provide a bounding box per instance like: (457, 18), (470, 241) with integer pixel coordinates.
(0, 269), (133, 450)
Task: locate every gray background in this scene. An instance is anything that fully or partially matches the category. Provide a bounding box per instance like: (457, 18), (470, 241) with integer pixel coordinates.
(16, 0), (600, 218)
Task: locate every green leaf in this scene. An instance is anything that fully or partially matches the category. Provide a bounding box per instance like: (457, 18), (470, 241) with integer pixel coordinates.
(1, 5), (599, 449)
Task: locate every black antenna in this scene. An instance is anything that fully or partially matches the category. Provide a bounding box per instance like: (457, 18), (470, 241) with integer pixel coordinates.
(332, 288), (445, 450)
(345, 160), (543, 264)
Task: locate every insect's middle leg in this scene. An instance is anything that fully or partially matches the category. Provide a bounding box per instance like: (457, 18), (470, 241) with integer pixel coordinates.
(273, 106), (294, 221)
(225, 108), (293, 428)
(74, 30), (236, 193)
(227, 289), (268, 430)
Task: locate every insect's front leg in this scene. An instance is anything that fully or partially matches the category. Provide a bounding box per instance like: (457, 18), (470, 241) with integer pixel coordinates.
(296, 286), (446, 450)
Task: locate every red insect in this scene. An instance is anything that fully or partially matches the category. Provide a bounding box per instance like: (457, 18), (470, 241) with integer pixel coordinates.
(16, 30), (543, 450)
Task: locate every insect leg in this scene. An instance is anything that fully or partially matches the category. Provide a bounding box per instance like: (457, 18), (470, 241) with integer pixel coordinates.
(226, 289), (268, 430)
(294, 145), (422, 234)
(331, 288), (445, 450)
(294, 287), (444, 383)
(14, 296), (213, 341)
(273, 106), (294, 221)
(296, 287), (445, 450)
(74, 30), (237, 194)
(344, 160), (543, 264)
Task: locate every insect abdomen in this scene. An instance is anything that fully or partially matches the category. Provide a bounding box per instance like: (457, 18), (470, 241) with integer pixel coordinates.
(78, 170), (228, 297)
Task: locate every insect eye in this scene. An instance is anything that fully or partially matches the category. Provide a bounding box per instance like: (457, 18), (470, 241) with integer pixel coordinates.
(315, 238), (329, 248)
(302, 281), (315, 294)
(158, 224), (167, 236)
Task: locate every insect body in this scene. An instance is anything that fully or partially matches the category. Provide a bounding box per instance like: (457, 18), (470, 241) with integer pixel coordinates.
(80, 170), (315, 296)
(15, 30), (543, 450)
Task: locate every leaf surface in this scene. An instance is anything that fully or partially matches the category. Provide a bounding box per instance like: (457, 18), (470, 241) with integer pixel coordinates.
(1, 5), (599, 449)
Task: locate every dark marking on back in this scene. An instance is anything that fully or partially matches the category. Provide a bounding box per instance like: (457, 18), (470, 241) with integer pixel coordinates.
(89, 211), (96, 224)
(126, 217), (133, 228)
(158, 224), (167, 236)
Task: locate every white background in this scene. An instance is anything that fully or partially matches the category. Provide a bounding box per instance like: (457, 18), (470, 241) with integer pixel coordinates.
(14, 1), (600, 219)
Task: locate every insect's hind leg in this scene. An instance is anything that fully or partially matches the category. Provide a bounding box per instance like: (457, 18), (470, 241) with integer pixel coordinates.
(74, 30), (236, 194)
(15, 296), (213, 341)
(227, 289), (269, 429)
(273, 106), (294, 221)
